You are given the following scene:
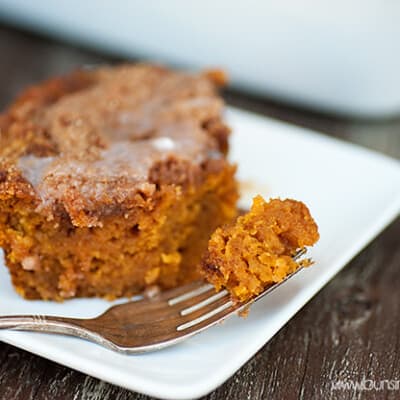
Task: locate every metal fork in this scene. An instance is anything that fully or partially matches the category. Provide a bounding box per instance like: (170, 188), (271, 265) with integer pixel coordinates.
(0, 249), (307, 353)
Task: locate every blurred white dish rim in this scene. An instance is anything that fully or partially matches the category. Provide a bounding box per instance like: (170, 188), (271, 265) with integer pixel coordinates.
(0, 107), (399, 399)
(0, 0), (399, 116)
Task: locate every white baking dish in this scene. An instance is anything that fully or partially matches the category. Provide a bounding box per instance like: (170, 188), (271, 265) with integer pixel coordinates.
(0, 0), (399, 117)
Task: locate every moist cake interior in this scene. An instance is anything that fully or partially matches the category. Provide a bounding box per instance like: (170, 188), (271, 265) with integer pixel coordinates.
(0, 64), (238, 300)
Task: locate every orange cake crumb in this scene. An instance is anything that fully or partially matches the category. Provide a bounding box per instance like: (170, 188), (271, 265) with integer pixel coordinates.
(201, 196), (319, 302)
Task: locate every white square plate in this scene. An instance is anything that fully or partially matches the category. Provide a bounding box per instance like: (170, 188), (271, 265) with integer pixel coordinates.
(1, 108), (399, 399)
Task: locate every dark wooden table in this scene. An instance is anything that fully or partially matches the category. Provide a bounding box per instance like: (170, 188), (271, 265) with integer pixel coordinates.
(0, 25), (399, 400)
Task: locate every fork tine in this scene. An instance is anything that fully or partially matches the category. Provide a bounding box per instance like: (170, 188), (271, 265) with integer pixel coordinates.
(158, 280), (208, 301)
(168, 286), (228, 313)
(167, 283), (215, 306)
(176, 300), (237, 334)
(178, 290), (229, 316)
(159, 248), (306, 304)
(174, 254), (310, 336)
(177, 294), (235, 326)
(165, 248), (306, 298)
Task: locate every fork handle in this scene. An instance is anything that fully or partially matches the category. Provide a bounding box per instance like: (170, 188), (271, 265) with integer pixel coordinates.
(0, 315), (93, 339)
(0, 315), (122, 352)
